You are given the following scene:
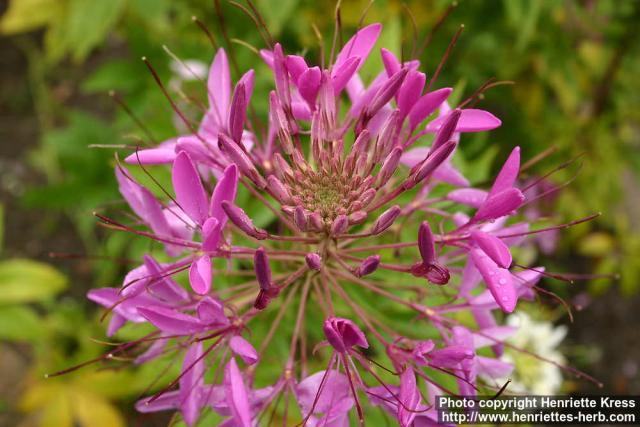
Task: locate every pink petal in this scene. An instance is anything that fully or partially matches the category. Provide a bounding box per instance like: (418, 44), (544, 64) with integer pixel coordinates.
(426, 108), (501, 133)
(202, 217), (222, 252)
(400, 147), (429, 168)
(334, 23), (382, 73)
(380, 48), (401, 77)
(143, 255), (189, 301)
(470, 230), (512, 268)
(137, 306), (205, 334)
(432, 160), (469, 187)
(476, 356), (514, 378)
(180, 343), (205, 425)
(286, 54), (308, 81)
(470, 249), (518, 313)
(189, 255), (212, 295)
(298, 66), (322, 107)
(136, 390), (180, 413)
(210, 164), (239, 224)
(172, 151), (209, 225)
(397, 70), (426, 117)
(398, 369), (421, 427)
(408, 88), (453, 130)
(473, 188), (525, 222)
(124, 147), (177, 165)
(447, 188), (488, 208)
(488, 146), (520, 197)
(229, 336), (259, 365)
(331, 56), (361, 94)
(224, 358), (252, 427)
(208, 49), (231, 126)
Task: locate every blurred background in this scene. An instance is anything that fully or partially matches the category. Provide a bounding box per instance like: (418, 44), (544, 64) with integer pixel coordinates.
(0, 0), (638, 425)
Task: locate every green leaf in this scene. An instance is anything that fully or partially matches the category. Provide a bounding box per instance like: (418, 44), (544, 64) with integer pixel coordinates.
(0, 305), (43, 341)
(0, 259), (68, 304)
(0, 0), (62, 34)
(46, 0), (127, 63)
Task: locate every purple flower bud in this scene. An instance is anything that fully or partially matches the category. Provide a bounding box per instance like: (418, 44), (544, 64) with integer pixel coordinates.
(418, 221), (435, 265)
(354, 255), (380, 277)
(218, 133), (266, 189)
(294, 206), (308, 231)
(365, 68), (408, 118)
(266, 175), (292, 204)
(407, 139), (456, 187)
(228, 82), (247, 144)
(330, 214), (349, 236)
(371, 205), (401, 235)
(358, 188), (377, 207)
(272, 152), (293, 180)
(254, 247), (271, 291)
(431, 108), (461, 152)
(308, 211), (325, 231)
(323, 317), (369, 353)
(410, 262), (450, 285)
(305, 253), (322, 270)
(377, 147), (402, 187)
(221, 200), (268, 240)
(348, 210), (367, 225)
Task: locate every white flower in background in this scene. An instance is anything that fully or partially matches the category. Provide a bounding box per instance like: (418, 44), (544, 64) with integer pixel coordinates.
(169, 59), (208, 90)
(500, 312), (568, 394)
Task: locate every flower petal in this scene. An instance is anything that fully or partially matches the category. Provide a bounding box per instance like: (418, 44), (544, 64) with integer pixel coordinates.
(189, 255), (212, 295)
(224, 358), (252, 427)
(229, 336), (259, 365)
(470, 230), (512, 268)
(208, 49), (231, 126)
(470, 249), (518, 313)
(210, 163), (239, 225)
(172, 151), (209, 225)
(334, 23), (382, 73)
(426, 108), (501, 133)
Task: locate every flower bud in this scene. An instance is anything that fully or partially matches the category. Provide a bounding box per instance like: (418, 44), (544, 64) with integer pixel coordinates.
(294, 206), (308, 231)
(354, 255), (380, 277)
(221, 201), (268, 240)
(330, 214), (349, 236)
(266, 175), (292, 205)
(323, 317), (369, 353)
(418, 221), (435, 265)
(218, 133), (266, 189)
(348, 210), (367, 225)
(370, 205), (401, 235)
(377, 147), (402, 187)
(431, 108), (461, 152)
(253, 247), (271, 291)
(305, 253), (322, 271)
(407, 140), (456, 187)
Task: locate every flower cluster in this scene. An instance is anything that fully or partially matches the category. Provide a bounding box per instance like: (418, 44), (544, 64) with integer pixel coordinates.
(85, 22), (591, 426)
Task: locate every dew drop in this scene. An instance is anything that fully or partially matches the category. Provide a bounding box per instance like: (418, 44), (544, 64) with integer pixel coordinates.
(502, 296), (509, 302)
(498, 278), (507, 285)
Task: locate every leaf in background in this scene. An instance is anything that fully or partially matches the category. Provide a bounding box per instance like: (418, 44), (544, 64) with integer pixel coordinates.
(0, 259), (68, 304)
(81, 60), (143, 94)
(256, 0), (299, 37)
(70, 389), (125, 427)
(0, 0), (62, 35)
(0, 203), (4, 255)
(0, 305), (43, 341)
(45, 0), (127, 63)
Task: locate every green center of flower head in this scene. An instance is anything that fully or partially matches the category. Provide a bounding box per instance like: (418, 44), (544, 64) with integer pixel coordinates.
(293, 169), (358, 220)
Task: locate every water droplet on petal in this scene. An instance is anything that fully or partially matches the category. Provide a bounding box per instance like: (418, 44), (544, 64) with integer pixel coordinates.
(498, 278), (507, 285)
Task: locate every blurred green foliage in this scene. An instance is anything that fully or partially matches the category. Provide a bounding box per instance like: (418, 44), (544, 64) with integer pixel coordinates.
(1, 0), (639, 424)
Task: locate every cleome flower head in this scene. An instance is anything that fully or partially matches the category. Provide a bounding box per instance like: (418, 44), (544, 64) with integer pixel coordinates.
(75, 15), (604, 427)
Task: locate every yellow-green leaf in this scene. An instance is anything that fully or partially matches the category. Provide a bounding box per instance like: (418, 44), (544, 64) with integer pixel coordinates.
(0, 259), (68, 304)
(0, 0), (62, 35)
